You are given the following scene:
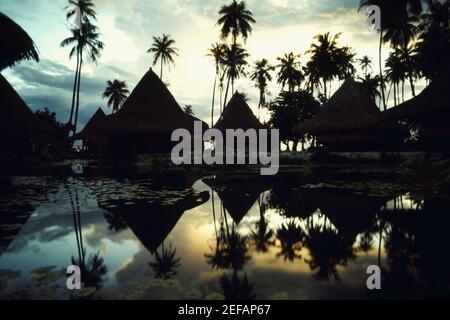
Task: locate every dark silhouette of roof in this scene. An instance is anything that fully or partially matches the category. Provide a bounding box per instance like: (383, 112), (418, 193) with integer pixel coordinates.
(73, 108), (107, 140)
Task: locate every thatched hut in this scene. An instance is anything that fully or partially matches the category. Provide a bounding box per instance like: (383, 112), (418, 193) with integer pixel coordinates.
(382, 77), (450, 151)
(213, 92), (268, 153)
(296, 79), (405, 151)
(106, 68), (208, 160)
(73, 108), (108, 154)
(0, 74), (52, 160)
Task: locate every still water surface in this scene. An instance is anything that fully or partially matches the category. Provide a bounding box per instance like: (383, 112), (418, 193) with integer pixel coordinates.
(0, 165), (449, 299)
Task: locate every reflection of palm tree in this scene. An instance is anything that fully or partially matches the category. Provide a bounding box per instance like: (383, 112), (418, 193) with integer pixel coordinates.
(303, 221), (355, 281)
(275, 220), (304, 262)
(358, 230), (375, 254)
(249, 196), (274, 253)
(149, 242), (181, 279)
(103, 210), (127, 232)
(71, 251), (107, 289)
(0, 12), (39, 71)
(220, 271), (256, 300)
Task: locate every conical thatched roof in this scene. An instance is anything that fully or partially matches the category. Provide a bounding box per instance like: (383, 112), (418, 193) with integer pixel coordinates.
(0, 74), (49, 137)
(214, 92), (266, 132)
(383, 77), (450, 120)
(203, 176), (272, 225)
(73, 108), (107, 140)
(296, 79), (383, 134)
(106, 68), (207, 135)
(0, 12), (39, 71)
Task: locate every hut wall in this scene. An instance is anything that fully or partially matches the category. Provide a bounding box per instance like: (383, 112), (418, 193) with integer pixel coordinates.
(318, 130), (385, 151)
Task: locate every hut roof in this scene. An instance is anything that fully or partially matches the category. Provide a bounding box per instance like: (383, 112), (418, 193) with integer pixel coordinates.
(213, 92), (266, 132)
(106, 68), (207, 135)
(0, 74), (50, 137)
(382, 77), (450, 121)
(73, 108), (107, 140)
(296, 79), (383, 134)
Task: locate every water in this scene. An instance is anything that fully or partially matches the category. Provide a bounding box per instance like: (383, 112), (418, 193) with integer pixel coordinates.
(0, 164), (449, 300)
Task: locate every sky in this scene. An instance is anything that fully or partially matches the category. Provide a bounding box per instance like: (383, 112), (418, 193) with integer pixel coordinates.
(0, 0), (416, 131)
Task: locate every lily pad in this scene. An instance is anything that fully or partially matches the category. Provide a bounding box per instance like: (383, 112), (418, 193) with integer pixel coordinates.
(30, 266), (56, 274)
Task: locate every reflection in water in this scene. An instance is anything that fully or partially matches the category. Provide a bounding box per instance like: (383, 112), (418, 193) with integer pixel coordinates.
(1, 169), (450, 299)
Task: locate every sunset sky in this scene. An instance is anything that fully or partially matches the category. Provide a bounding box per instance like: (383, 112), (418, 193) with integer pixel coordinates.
(0, 0), (413, 129)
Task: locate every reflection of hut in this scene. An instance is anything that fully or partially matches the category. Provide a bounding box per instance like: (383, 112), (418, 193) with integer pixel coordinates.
(105, 69), (208, 160)
(73, 108), (108, 154)
(383, 77), (450, 151)
(203, 175), (272, 224)
(0, 74), (52, 160)
(98, 189), (209, 253)
(213, 92), (268, 153)
(296, 79), (405, 151)
(298, 189), (385, 243)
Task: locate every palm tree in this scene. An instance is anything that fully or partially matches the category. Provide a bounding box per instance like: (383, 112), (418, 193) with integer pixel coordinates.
(335, 46), (356, 80)
(183, 105), (194, 116)
(221, 43), (249, 109)
(359, 55), (373, 77)
(0, 12), (39, 71)
(250, 59), (274, 120)
(217, 0), (256, 45)
(64, 0), (98, 134)
(207, 43), (226, 126)
(102, 79), (129, 114)
(359, 0), (423, 108)
(66, 0), (97, 23)
(220, 271), (256, 300)
(385, 49), (407, 106)
(61, 22), (104, 135)
(277, 53), (303, 93)
(307, 33), (342, 99)
(147, 34), (179, 81)
(359, 74), (381, 103)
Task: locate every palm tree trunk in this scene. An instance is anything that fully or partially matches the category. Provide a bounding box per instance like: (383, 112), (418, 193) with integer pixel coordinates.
(379, 30), (387, 110)
(160, 60), (163, 81)
(211, 72), (218, 127)
(409, 75), (416, 97)
(323, 79), (327, 99)
(402, 81), (405, 103)
(223, 76), (231, 111)
(74, 56), (83, 135)
(69, 49), (80, 129)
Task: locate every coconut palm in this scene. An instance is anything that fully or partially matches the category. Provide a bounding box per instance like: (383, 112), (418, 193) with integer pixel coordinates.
(147, 34), (179, 81)
(276, 53), (303, 93)
(307, 33), (342, 99)
(415, 0), (450, 80)
(220, 271), (256, 300)
(217, 0), (256, 45)
(335, 46), (356, 80)
(250, 59), (274, 120)
(249, 197), (274, 253)
(359, 74), (381, 103)
(103, 79), (129, 114)
(0, 12), (39, 71)
(207, 43), (226, 126)
(359, 55), (373, 77)
(221, 43), (249, 109)
(61, 22), (104, 135)
(64, 0), (98, 134)
(183, 105), (194, 116)
(385, 49), (407, 106)
(66, 0), (97, 23)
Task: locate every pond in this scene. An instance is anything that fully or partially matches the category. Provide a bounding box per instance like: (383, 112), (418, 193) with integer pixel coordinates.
(0, 164), (449, 300)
